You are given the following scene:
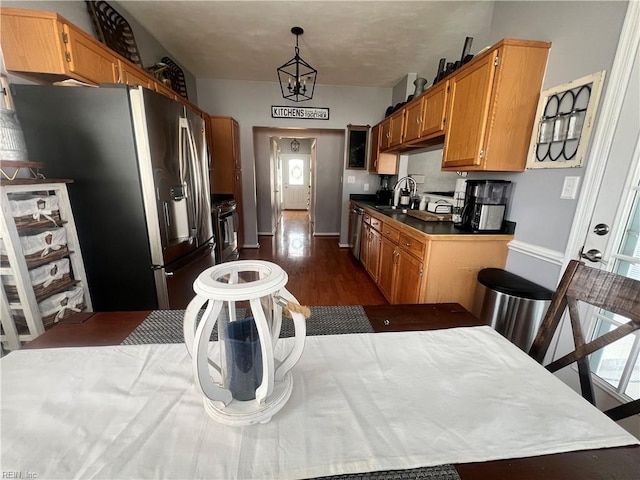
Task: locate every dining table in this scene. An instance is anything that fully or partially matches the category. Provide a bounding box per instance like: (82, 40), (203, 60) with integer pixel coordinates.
(3, 303), (640, 479)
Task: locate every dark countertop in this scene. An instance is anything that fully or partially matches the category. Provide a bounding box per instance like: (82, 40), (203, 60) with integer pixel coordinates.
(350, 196), (515, 239)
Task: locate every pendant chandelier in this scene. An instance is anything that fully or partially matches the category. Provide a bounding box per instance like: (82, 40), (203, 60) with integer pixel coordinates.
(277, 27), (317, 102)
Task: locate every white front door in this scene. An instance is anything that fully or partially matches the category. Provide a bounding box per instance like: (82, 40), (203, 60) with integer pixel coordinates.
(561, 2), (640, 404)
(282, 154), (310, 210)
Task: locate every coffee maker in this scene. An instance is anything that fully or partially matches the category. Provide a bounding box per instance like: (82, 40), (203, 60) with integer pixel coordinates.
(457, 180), (511, 232)
(375, 175), (393, 206)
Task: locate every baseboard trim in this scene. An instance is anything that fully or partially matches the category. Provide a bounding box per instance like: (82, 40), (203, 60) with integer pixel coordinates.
(508, 240), (564, 266)
(313, 232), (340, 237)
(257, 232), (274, 236)
(241, 243), (261, 249)
(338, 243), (350, 248)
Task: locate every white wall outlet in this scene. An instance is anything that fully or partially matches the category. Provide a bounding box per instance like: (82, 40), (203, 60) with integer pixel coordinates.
(560, 176), (580, 199)
(364, 183), (369, 191)
(347, 176), (355, 184)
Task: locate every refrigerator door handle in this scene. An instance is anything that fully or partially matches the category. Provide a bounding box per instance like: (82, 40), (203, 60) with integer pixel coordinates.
(163, 201), (171, 228)
(183, 116), (203, 242)
(151, 264), (174, 277)
(179, 117), (198, 241)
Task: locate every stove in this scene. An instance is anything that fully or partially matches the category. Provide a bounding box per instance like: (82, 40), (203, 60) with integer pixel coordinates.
(211, 198), (239, 263)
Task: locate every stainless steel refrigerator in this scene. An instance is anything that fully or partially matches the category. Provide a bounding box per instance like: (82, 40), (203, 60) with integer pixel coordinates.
(13, 84), (215, 310)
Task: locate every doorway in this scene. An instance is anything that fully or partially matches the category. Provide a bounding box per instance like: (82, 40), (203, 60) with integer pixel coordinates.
(281, 153), (311, 210)
(254, 127), (344, 237)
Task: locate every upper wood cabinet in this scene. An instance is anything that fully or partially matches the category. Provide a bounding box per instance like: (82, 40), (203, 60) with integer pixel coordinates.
(442, 39), (551, 171)
(0, 7), (203, 113)
(403, 80), (449, 144)
(369, 123), (398, 175)
(207, 116), (241, 193)
(403, 98), (424, 144)
(369, 124), (382, 172)
(371, 38), (550, 172)
(119, 60), (153, 88)
(379, 117), (392, 151)
(389, 109), (405, 148)
(419, 80), (449, 139)
(154, 82), (178, 101)
(0, 8), (117, 84)
(63, 23), (119, 83)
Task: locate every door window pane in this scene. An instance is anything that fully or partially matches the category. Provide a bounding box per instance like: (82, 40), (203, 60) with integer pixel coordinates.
(590, 319), (639, 398)
(624, 354), (640, 398)
(618, 189), (639, 264)
(288, 159), (304, 185)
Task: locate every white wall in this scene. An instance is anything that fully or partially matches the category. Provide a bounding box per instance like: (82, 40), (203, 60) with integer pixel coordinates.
(196, 78), (391, 247)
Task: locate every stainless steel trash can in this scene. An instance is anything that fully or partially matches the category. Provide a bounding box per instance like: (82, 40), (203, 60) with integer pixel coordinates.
(477, 268), (553, 352)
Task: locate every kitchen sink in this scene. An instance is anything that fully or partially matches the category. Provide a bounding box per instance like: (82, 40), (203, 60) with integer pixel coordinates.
(375, 205), (408, 213)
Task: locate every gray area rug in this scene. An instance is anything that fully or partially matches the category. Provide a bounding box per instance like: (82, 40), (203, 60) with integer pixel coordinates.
(312, 465), (461, 480)
(121, 305), (373, 345)
(120, 306), (460, 480)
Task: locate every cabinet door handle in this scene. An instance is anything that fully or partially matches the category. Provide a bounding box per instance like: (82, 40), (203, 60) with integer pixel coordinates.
(405, 242), (411, 247)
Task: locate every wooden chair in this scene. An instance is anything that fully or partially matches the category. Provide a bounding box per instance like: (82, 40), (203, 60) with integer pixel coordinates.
(529, 259), (640, 421)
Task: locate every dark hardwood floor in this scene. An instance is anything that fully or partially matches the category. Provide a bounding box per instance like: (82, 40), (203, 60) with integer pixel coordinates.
(239, 211), (388, 306)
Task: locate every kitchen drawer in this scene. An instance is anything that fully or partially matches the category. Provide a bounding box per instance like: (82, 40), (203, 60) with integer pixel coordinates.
(380, 223), (400, 243)
(399, 232), (426, 259)
(370, 216), (382, 231)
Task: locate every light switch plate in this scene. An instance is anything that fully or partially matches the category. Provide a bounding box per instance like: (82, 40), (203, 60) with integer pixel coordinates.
(347, 176), (355, 184)
(364, 183), (369, 191)
(561, 176), (580, 199)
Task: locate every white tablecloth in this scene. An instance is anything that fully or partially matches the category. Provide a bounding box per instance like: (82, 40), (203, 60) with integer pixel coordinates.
(1, 326), (637, 479)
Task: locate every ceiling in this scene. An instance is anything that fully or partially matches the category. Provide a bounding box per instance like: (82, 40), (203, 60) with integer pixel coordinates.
(119, 1), (496, 88)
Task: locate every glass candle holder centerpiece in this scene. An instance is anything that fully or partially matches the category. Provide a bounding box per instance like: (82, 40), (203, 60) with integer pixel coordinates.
(184, 260), (307, 426)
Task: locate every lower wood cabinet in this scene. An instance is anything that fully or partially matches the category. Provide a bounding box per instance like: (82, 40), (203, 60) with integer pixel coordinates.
(358, 204), (511, 311)
(360, 215), (381, 282)
(360, 222), (370, 270)
(377, 228), (424, 304)
(377, 236), (397, 301)
(393, 248), (423, 304)
(366, 227), (381, 282)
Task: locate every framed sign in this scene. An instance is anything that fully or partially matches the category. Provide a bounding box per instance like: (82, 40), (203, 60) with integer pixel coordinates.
(526, 71), (606, 169)
(271, 106), (330, 120)
(346, 125), (369, 170)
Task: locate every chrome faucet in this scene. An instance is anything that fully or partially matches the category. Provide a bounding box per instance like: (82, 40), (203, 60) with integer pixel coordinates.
(393, 176), (418, 208)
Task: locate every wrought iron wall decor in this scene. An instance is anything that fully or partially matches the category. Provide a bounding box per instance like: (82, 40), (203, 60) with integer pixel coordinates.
(161, 57), (189, 100)
(85, 1), (143, 67)
(526, 71), (606, 169)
